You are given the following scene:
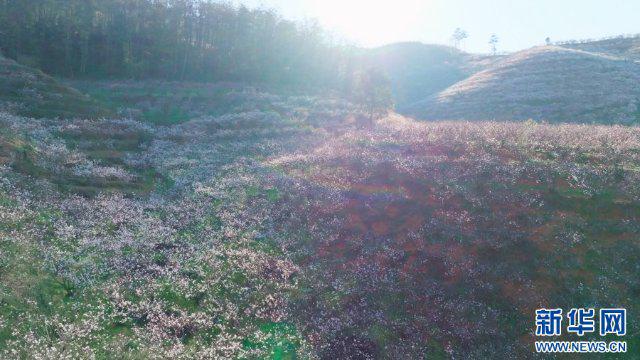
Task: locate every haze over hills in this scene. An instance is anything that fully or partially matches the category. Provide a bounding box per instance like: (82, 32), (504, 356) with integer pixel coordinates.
(361, 42), (504, 108)
(398, 37), (640, 124)
(361, 43), (474, 107)
(3, 34), (639, 126)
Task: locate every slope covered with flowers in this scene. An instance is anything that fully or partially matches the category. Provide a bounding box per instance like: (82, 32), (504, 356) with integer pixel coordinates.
(1, 86), (639, 358)
(265, 115), (640, 357)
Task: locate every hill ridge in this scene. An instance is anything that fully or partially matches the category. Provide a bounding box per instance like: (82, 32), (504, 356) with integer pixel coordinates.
(403, 45), (640, 124)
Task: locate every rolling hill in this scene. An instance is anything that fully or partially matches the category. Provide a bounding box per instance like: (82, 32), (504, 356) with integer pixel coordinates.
(362, 43), (503, 107)
(403, 46), (640, 124)
(559, 35), (640, 61)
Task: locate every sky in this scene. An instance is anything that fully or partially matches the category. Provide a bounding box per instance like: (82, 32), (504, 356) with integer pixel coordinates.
(235, 0), (640, 53)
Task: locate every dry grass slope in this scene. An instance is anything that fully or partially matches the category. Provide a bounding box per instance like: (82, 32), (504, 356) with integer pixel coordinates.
(404, 46), (640, 124)
(559, 35), (640, 61)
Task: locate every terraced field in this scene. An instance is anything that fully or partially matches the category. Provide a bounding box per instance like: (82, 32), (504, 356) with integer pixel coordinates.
(0, 56), (110, 120)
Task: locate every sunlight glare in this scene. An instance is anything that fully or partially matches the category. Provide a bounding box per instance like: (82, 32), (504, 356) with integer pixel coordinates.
(308, 0), (432, 46)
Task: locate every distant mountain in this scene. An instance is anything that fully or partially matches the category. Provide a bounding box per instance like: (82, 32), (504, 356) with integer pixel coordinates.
(0, 55), (110, 119)
(403, 46), (640, 124)
(362, 42), (503, 107)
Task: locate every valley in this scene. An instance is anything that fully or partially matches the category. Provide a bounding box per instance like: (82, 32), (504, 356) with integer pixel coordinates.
(0, 2), (639, 356)
(1, 74), (639, 357)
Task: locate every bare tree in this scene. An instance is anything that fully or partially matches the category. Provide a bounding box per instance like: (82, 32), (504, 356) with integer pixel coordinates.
(451, 28), (469, 49)
(489, 34), (499, 55)
(351, 68), (394, 124)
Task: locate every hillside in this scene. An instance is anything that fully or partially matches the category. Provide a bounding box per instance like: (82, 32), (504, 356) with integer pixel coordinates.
(0, 55), (110, 119)
(403, 46), (640, 123)
(2, 0), (639, 358)
(1, 89), (639, 357)
(68, 80), (292, 125)
(559, 35), (640, 61)
(362, 43), (503, 108)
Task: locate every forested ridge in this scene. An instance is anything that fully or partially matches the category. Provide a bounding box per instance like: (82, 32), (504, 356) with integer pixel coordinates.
(0, 0), (351, 87)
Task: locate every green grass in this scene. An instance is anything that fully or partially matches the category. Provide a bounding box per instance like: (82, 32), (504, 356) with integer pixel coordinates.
(0, 56), (111, 119)
(1, 123), (163, 197)
(69, 81), (240, 125)
(141, 107), (190, 126)
(242, 322), (302, 360)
